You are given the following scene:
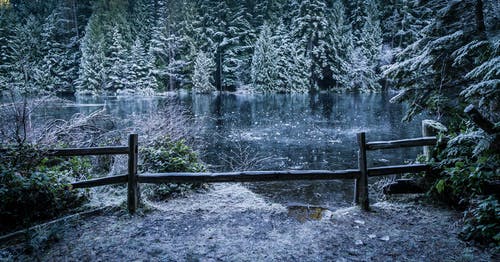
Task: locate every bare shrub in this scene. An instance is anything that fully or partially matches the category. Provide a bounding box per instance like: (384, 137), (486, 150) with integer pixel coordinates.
(216, 132), (273, 171)
(0, 94), (59, 146)
(370, 176), (396, 202)
(127, 98), (199, 146)
(36, 109), (119, 147)
(0, 93), (119, 148)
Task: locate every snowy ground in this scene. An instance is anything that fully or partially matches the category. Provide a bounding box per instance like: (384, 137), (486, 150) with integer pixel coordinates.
(1, 184), (497, 261)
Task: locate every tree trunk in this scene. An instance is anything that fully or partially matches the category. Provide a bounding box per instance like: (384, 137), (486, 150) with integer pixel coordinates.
(475, 0), (487, 39)
(215, 48), (223, 92)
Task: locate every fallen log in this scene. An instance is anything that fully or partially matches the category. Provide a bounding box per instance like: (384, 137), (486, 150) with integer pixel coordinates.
(464, 105), (500, 135)
(481, 180), (500, 196)
(383, 179), (426, 195)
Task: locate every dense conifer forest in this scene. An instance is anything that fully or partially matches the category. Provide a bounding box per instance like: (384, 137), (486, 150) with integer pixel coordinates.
(1, 0), (496, 96)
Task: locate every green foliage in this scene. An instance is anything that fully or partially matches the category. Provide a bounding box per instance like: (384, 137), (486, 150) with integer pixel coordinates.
(433, 154), (498, 201)
(251, 24), (280, 92)
(461, 197), (500, 246)
(0, 147), (88, 232)
(383, 0), (499, 245)
(384, 0), (498, 121)
(428, 128), (500, 245)
(140, 136), (205, 200)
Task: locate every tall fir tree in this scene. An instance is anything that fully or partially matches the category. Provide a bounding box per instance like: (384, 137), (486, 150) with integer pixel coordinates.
(347, 0), (382, 90)
(0, 6), (16, 91)
(130, 0), (155, 43)
(192, 50), (215, 93)
(76, 13), (106, 93)
(150, 0), (191, 91)
(250, 24), (280, 92)
(105, 26), (129, 92)
(379, 0), (433, 50)
(275, 21), (311, 92)
(327, 0), (353, 89)
(1, 16), (43, 94)
(39, 5), (80, 93)
(126, 38), (157, 91)
(221, 5), (256, 89)
(291, 0), (334, 90)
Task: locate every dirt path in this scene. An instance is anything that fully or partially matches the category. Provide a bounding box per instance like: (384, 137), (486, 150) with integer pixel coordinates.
(2, 184), (497, 261)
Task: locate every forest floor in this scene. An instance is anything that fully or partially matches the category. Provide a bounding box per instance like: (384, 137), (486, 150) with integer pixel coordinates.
(1, 183), (498, 261)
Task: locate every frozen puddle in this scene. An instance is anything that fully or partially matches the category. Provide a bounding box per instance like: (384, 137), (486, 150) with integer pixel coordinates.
(287, 205), (333, 222)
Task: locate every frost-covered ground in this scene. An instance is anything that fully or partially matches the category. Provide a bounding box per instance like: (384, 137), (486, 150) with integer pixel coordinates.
(2, 184), (497, 261)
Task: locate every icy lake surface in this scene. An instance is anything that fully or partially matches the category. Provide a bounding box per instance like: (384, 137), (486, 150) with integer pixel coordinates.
(53, 92), (425, 209)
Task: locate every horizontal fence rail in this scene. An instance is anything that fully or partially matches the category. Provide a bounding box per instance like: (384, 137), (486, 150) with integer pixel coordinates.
(0, 146), (129, 156)
(48, 146), (129, 156)
(366, 137), (438, 150)
(2, 127), (442, 213)
(71, 175), (128, 189)
(367, 164), (430, 177)
(138, 169), (361, 184)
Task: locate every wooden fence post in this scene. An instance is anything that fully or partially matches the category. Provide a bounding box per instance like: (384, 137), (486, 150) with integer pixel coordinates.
(422, 120), (447, 161)
(422, 120), (434, 161)
(355, 132), (369, 211)
(128, 134), (139, 213)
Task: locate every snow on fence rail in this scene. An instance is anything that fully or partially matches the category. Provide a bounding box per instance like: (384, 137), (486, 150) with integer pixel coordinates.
(2, 132), (440, 213)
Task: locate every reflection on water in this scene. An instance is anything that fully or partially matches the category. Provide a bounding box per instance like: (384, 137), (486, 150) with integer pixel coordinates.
(5, 92), (425, 209)
(179, 92), (424, 208)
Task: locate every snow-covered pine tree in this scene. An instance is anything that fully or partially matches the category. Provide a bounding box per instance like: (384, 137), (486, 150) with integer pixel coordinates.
(77, 1), (133, 95)
(327, 0), (353, 89)
(290, 0), (333, 91)
(171, 0), (198, 88)
(459, 41), (499, 117)
(127, 38), (157, 92)
(250, 24), (280, 92)
(39, 6), (80, 94)
(1, 16), (43, 94)
(199, 1), (229, 91)
(275, 21), (311, 92)
(131, 0), (155, 44)
(105, 26), (129, 92)
(90, 0), (131, 51)
(347, 0), (382, 91)
(76, 15), (106, 94)
(149, 0), (191, 91)
(383, 0), (497, 121)
(381, 0), (426, 48)
(251, 0), (287, 26)
(222, 6), (255, 90)
(192, 50), (215, 93)
(0, 7), (16, 92)
(281, 41), (312, 93)
(348, 46), (380, 91)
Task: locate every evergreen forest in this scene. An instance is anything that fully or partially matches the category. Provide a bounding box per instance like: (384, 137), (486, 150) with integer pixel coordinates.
(1, 0), (496, 97)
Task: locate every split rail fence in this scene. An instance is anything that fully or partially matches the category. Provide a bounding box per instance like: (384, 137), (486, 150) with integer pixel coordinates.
(41, 129), (440, 213)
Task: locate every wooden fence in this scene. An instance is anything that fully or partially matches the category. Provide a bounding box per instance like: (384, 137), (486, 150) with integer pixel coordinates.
(45, 134), (140, 213)
(36, 130), (439, 213)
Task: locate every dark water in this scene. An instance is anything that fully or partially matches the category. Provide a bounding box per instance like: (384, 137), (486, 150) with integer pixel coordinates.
(20, 93), (426, 209)
(178, 93), (424, 208)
